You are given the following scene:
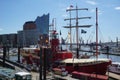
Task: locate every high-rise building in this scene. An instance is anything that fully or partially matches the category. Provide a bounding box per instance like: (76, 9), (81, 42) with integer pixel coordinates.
(23, 21), (36, 30)
(18, 21), (38, 47)
(17, 30), (38, 47)
(35, 14), (49, 35)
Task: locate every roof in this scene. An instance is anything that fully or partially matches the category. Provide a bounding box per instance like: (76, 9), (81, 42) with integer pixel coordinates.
(112, 62), (120, 65)
(22, 47), (39, 50)
(15, 72), (31, 76)
(22, 47), (40, 53)
(0, 67), (15, 79)
(60, 58), (111, 64)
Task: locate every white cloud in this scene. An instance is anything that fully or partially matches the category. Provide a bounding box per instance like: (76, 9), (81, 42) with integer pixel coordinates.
(62, 14), (68, 18)
(86, 0), (97, 5)
(115, 7), (120, 10)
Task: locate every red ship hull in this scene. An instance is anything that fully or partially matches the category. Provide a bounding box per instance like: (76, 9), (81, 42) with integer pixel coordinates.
(55, 58), (111, 75)
(74, 61), (111, 75)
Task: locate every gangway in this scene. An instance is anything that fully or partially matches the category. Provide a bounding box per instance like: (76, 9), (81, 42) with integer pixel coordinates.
(0, 57), (30, 72)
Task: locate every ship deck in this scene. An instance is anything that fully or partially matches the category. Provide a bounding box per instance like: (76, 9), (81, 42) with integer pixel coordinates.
(106, 72), (120, 80)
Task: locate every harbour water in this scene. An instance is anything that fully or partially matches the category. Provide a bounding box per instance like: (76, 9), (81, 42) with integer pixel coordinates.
(98, 54), (120, 62)
(9, 45), (120, 63)
(9, 53), (120, 63)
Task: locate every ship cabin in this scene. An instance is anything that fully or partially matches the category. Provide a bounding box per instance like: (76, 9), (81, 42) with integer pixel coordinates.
(15, 72), (32, 80)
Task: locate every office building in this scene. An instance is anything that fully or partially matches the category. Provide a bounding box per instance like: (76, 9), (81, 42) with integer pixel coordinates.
(0, 34), (17, 47)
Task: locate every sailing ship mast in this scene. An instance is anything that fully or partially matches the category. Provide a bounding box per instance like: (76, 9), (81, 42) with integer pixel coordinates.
(96, 8), (98, 59)
(64, 5), (92, 58)
(65, 6), (72, 50)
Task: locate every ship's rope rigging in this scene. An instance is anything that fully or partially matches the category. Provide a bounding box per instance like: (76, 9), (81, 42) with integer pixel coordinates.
(86, 25), (105, 44)
(87, 28), (95, 43)
(98, 26), (105, 43)
(64, 25), (105, 46)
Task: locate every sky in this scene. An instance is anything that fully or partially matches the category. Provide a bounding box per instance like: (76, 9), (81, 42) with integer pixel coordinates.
(0, 0), (120, 42)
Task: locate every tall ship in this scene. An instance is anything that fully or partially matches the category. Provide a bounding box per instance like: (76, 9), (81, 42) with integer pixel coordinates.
(52, 6), (111, 80)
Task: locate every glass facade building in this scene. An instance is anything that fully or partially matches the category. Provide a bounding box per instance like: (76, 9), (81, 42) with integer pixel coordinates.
(35, 14), (49, 35)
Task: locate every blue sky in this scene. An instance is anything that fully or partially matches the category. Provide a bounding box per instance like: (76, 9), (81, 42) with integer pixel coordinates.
(0, 0), (120, 42)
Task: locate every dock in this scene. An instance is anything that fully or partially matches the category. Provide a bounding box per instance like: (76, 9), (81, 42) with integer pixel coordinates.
(31, 72), (79, 80)
(31, 71), (120, 80)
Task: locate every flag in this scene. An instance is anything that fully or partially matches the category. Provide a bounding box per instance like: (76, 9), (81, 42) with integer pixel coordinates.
(66, 5), (73, 12)
(81, 29), (87, 34)
(61, 37), (65, 44)
(70, 5), (73, 8)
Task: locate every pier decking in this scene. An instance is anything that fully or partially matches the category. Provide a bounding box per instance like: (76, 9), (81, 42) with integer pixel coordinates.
(31, 71), (120, 80)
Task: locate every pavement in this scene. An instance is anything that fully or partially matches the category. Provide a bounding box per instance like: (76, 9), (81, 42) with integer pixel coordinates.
(31, 71), (54, 80)
(31, 71), (120, 80)
(31, 71), (79, 80)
